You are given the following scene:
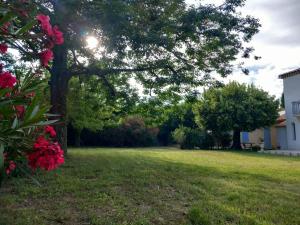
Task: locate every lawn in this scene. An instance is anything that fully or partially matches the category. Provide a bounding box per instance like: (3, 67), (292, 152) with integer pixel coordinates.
(0, 148), (300, 225)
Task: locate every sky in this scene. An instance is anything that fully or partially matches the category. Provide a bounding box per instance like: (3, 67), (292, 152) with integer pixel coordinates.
(186, 0), (300, 98)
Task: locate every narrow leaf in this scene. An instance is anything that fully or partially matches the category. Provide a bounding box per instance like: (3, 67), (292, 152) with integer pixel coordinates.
(15, 20), (37, 35)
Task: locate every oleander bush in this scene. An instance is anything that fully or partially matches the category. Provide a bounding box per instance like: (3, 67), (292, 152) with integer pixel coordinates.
(0, 1), (65, 186)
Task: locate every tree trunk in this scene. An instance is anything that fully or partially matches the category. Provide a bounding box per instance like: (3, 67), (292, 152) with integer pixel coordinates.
(231, 129), (242, 150)
(50, 44), (70, 153)
(74, 129), (82, 147)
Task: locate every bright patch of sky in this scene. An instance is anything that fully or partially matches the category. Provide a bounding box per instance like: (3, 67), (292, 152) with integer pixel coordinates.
(186, 0), (300, 98)
(86, 36), (99, 49)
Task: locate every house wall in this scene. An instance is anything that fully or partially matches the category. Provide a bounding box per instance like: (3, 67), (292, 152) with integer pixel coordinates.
(277, 127), (288, 149)
(243, 127), (278, 149)
(283, 75), (300, 150)
(271, 127), (277, 148)
(249, 128), (263, 146)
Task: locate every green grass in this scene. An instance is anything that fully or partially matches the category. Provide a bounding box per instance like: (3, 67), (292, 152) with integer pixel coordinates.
(1, 148), (300, 225)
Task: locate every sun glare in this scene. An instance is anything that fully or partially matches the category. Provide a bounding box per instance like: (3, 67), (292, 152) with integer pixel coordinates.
(86, 36), (99, 49)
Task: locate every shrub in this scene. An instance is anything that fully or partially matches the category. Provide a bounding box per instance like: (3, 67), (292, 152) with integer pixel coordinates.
(219, 133), (232, 149)
(172, 127), (214, 149)
(77, 116), (159, 147)
(201, 133), (215, 149)
(213, 132), (232, 149)
(182, 129), (203, 149)
(118, 116), (158, 147)
(251, 145), (261, 152)
(0, 3), (65, 186)
(172, 126), (187, 148)
(0, 71), (64, 185)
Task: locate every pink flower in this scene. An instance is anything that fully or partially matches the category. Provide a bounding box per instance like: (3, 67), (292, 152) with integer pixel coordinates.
(39, 49), (53, 67)
(36, 14), (53, 36)
(9, 161), (16, 170)
(51, 26), (64, 45)
(45, 125), (56, 137)
(25, 91), (36, 98)
(0, 71), (17, 89)
(28, 136), (64, 171)
(15, 105), (25, 118)
(33, 136), (50, 150)
(6, 161), (16, 175)
(0, 43), (8, 54)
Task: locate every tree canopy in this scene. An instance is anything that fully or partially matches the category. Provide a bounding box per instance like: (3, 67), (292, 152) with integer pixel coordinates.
(9, 0), (260, 150)
(193, 82), (279, 149)
(67, 75), (138, 146)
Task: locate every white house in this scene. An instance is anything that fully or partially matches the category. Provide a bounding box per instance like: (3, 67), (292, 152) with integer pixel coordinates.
(279, 68), (300, 150)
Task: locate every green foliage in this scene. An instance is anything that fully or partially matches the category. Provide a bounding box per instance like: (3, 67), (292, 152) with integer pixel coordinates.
(157, 102), (199, 145)
(120, 116), (159, 147)
(0, 70), (52, 147)
(172, 126), (187, 147)
(251, 145), (261, 152)
(6, 0), (261, 148)
(0, 2), (37, 34)
(128, 97), (166, 127)
(0, 69), (51, 138)
(67, 77), (115, 132)
(67, 76), (139, 146)
(0, 2), (64, 184)
(0, 70), (55, 185)
(77, 116), (159, 147)
(128, 94), (200, 146)
(172, 126), (214, 150)
(216, 132), (232, 149)
(194, 82), (279, 149)
(50, 0), (260, 83)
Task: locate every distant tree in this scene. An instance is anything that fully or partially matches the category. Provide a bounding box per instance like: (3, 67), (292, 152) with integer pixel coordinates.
(130, 97), (168, 127)
(158, 102), (198, 145)
(9, 0), (260, 151)
(120, 115), (159, 147)
(194, 82), (279, 149)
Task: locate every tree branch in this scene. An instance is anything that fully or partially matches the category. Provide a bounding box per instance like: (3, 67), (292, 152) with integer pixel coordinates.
(68, 64), (164, 97)
(70, 64), (161, 77)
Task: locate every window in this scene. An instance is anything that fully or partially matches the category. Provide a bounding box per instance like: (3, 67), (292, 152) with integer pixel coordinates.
(292, 122), (296, 140)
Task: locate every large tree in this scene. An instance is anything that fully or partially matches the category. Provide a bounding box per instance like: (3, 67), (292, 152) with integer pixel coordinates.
(193, 82), (279, 149)
(15, 0), (260, 151)
(67, 75), (138, 146)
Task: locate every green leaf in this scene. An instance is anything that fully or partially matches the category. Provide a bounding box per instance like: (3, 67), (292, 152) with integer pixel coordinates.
(0, 12), (16, 27)
(0, 99), (13, 107)
(45, 113), (60, 117)
(0, 88), (11, 97)
(23, 96), (39, 121)
(11, 117), (19, 129)
(34, 120), (58, 126)
(15, 20), (37, 35)
(29, 105), (40, 120)
(0, 144), (4, 169)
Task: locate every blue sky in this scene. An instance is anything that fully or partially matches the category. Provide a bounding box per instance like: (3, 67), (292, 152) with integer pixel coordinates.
(187, 0), (300, 98)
